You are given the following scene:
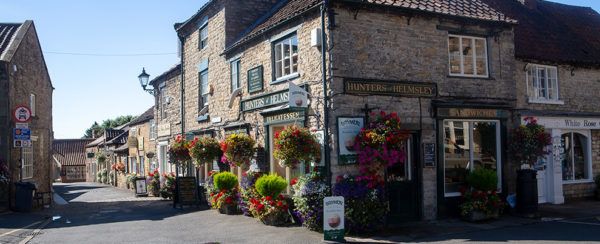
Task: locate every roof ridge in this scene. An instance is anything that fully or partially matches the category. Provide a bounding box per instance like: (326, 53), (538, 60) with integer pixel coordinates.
(231, 0), (290, 45)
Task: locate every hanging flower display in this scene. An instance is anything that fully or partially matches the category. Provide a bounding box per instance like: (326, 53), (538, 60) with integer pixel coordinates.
(273, 125), (321, 168)
(220, 134), (255, 167)
(354, 111), (409, 185)
(111, 162), (126, 172)
(168, 135), (192, 164)
(507, 117), (552, 168)
(189, 137), (222, 167)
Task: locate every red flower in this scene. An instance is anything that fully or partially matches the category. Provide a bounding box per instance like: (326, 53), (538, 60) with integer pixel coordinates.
(276, 201), (283, 208)
(225, 196), (233, 204)
(290, 178), (298, 186)
(265, 196), (272, 201)
(274, 132), (280, 139)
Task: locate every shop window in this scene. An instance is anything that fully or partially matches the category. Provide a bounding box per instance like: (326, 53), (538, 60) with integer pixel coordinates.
(230, 59), (240, 92)
(387, 137), (412, 182)
(443, 120), (501, 196)
(22, 145), (34, 179)
(527, 64), (560, 103)
(448, 35), (488, 77)
(561, 132), (591, 182)
(130, 157), (137, 175)
(272, 34), (298, 82)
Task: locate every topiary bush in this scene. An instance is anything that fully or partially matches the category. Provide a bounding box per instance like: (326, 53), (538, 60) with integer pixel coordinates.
(255, 174), (287, 198)
(213, 172), (238, 191)
(466, 168), (498, 191)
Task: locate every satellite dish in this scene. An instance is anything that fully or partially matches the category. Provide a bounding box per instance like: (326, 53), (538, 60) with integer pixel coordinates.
(228, 87), (243, 108)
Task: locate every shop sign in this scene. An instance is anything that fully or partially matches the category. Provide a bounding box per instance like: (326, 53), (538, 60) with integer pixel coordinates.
(438, 108), (508, 118)
(247, 66), (264, 93)
(176, 177), (200, 206)
(157, 123), (171, 137)
(289, 81), (308, 108)
(337, 117), (364, 164)
(134, 177), (148, 197)
(137, 137), (144, 151)
(263, 111), (305, 125)
(344, 79), (436, 97)
(241, 89), (289, 112)
(528, 117), (600, 130)
(323, 196), (345, 242)
(423, 143), (436, 168)
(224, 126), (249, 136)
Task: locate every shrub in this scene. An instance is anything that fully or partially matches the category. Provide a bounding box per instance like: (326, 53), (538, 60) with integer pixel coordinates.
(213, 172), (238, 191)
(292, 171), (330, 231)
(466, 168), (498, 191)
(255, 174), (287, 198)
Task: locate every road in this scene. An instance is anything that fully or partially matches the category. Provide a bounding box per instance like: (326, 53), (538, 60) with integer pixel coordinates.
(2, 182), (599, 244)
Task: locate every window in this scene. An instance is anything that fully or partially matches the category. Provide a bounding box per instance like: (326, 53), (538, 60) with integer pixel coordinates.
(443, 120), (501, 196)
(30, 94), (36, 117)
(448, 35), (488, 77)
(273, 34), (298, 81)
(22, 145), (34, 179)
(198, 16), (208, 50)
(527, 64), (559, 102)
(231, 59), (240, 92)
(150, 119), (157, 140)
(199, 70), (209, 108)
(159, 83), (167, 119)
(561, 132), (591, 182)
(140, 157), (146, 175)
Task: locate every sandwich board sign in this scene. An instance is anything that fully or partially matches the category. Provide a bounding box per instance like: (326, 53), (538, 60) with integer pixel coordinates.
(323, 196), (345, 242)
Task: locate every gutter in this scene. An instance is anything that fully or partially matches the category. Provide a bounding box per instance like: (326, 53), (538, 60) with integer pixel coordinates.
(178, 35), (186, 136)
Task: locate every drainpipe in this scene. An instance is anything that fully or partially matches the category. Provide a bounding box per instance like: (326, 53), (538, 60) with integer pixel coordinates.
(321, 0), (331, 186)
(178, 34), (186, 140)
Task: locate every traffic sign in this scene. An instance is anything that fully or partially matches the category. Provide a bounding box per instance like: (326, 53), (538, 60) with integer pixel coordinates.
(13, 105), (32, 123)
(14, 128), (31, 140)
(14, 140), (31, 148)
(15, 123), (29, 129)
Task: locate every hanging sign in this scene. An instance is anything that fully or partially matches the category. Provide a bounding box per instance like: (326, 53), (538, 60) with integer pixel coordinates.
(323, 196), (345, 242)
(263, 111), (305, 125)
(247, 66), (264, 93)
(13, 105), (32, 123)
(337, 117), (364, 164)
(289, 81), (308, 108)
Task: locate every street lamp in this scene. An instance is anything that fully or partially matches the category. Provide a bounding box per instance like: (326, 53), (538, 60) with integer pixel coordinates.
(138, 68), (154, 95)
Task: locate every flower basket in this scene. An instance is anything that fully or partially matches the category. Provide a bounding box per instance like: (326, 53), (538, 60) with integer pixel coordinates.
(273, 125), (321, 168)
(189, 137), (221, 167)
(218, 204), (239, 215)
(462, 209), (499, 222)
(259, 209), (288, 226)
(168, 135), (192, 164)
(220, 134), (255, 167)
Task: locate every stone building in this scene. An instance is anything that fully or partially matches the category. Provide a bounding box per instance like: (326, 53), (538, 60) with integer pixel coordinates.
(149, 64), (182, 176)
(52, 139), (94, 183)
(484, 0), (600, 204)
(84, 124), (128, 183)
(125, 106), (157, 176)
(0, 20), (54, 211)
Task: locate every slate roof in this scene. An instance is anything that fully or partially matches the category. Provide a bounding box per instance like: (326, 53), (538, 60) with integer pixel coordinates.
(53, 139), (95, 166)
(149, 64), (181, 87)
(128, 106), (155, 126)
(106, 130), (129, 145)
(0, 23), (21, 59)
(481, 0), (600, 66)
(225, 0), (515, 53)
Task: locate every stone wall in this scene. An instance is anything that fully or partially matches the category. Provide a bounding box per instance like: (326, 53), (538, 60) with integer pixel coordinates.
(128, 121), (157, 175)
(7, 23), (54, 205)
(154, 68), (182, 140)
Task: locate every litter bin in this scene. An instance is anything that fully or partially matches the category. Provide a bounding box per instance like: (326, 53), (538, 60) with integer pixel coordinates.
(14, 182), (36, 212)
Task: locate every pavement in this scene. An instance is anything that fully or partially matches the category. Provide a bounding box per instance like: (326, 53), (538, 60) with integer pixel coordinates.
(0, 182), (599, 243)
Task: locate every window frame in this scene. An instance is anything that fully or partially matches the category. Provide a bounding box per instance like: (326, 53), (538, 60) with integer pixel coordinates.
(442, 119), (502, 197)
(198, 17), (208, 50)
(561, 130), (593, 184)
(159, 83), (167, 120)
(199, 69), (209, 109)
(447, 34), (489, 78)
(30, 94), (36, 117)
(271, 33), (299, 83)
(526, 64), (562, 104)
(230, 59), (241, 92)
(22, 145), (34, 179)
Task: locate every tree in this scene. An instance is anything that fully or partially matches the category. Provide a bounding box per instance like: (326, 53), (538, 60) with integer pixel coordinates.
(83, 115), (135, 138)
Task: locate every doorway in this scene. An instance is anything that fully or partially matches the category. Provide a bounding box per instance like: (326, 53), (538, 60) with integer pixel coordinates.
(387, 134), (421, 222)
(268, 123), (309, 193)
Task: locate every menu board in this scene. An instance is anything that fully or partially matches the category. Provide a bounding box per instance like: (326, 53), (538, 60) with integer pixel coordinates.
(176, 177), (199, 206)
(423, 143), (436, 168)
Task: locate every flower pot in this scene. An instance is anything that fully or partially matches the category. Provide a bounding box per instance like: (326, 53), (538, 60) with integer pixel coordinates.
(260, 211), (288, 226)
(218, 204), (238, 215)
(462, 210), (499, 222)
(516, 169), (538, 215)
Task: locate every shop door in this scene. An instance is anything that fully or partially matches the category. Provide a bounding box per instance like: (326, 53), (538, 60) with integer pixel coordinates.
(537, 167), (547, 203)
(387, 135), (420, 223)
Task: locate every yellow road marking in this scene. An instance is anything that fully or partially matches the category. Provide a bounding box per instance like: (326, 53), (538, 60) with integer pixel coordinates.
(0, 221), (42, 238)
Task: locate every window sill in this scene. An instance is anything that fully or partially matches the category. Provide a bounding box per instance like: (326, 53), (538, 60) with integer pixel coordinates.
(271, 73), (299, 84)
(444, 192), (462, 197)
(563, 179), (593, 185)
(528, 99), (564, 105)
(447, 74), (494, 80)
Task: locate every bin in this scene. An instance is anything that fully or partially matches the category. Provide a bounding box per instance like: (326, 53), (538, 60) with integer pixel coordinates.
(516, 169), (538, 215)
(14, 182), (36, 212)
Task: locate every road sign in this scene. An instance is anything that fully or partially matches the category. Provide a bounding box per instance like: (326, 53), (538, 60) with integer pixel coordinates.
(14, 140), (31, 148)
(13, 106), (32, 123)
(15, 123), (29, 129)
(14, 128), (31, 140)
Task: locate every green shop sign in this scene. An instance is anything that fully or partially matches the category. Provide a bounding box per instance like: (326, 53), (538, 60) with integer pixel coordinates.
(247, 65), (264, 93)
(263, 111), (305, 125)
(241, 89), (289, 112)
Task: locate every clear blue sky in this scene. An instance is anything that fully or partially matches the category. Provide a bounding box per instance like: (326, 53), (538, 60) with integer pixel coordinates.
(0, 0), (598, 139)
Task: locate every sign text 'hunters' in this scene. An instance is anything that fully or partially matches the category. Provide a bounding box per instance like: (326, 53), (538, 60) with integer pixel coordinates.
(344, 79), (436, 97)
(242, 90), (289, 111)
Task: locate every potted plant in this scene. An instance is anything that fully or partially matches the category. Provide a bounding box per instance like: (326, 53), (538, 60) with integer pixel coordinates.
(126, 173), (139, 189)
(291, 169), (330, 231)
(239, 170), (264, 217)
(249, 174), (289, 226)
(147, 169), (160, 196)
(189, 137), (221, 167)
(220, 134), (255, 168)
(460, 168), (504, 222)
(273, 125), (321, 168)
(160, 172), (176, 200)
(508, 117), (551, 215)
(333, 174), (387, 234)
(210, 172), (239, 215)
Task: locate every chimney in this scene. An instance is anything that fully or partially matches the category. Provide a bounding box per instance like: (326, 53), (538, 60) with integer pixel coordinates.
(519, 0), (538, 10)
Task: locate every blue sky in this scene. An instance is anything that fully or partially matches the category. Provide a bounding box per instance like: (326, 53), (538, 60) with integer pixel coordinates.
(0, 0), (598, 139)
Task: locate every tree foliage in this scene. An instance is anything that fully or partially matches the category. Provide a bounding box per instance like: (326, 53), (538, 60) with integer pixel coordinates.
(83, 115), (135, 138)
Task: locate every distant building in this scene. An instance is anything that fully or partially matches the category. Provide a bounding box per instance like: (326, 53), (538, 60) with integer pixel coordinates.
(52, 139), (94, 183)
(0, 20), (54, 211)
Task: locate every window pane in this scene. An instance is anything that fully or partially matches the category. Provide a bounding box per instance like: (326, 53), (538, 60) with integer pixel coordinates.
(275, 60), (282, 78)
(462, 38), (474, 75)
(231, 61), (239, 90)
(444, 121), (470, 194)
(283, 41), (291, 75)
(387, 138), (411, 182)
(274, 43), (282, 62)
(561, 133), (572, 180)
(291, 36), (298, 73)
(572, 133), (588, 180)
(200, 27), (208, 49)
(448, 36), (461, 74)
(538, 68), (547, 98)
(472, 122), (498, 189)
(475, 39), (487, 76)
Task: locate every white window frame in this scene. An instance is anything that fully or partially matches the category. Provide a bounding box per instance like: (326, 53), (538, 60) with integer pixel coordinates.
(149, 119), (157, 140)
(526, 64), (562, 104)
(198, 17), (208, 50)
(272, 33), (299, 83)
(22, 145), (34, 179)
(443, 119), (502, 197)
(199, 69), (209, 109)
(561, 130), (593, 184)
(30, 94), (36, 117)
(230, 59), (240, 92)
(448, 34), (489, 78)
